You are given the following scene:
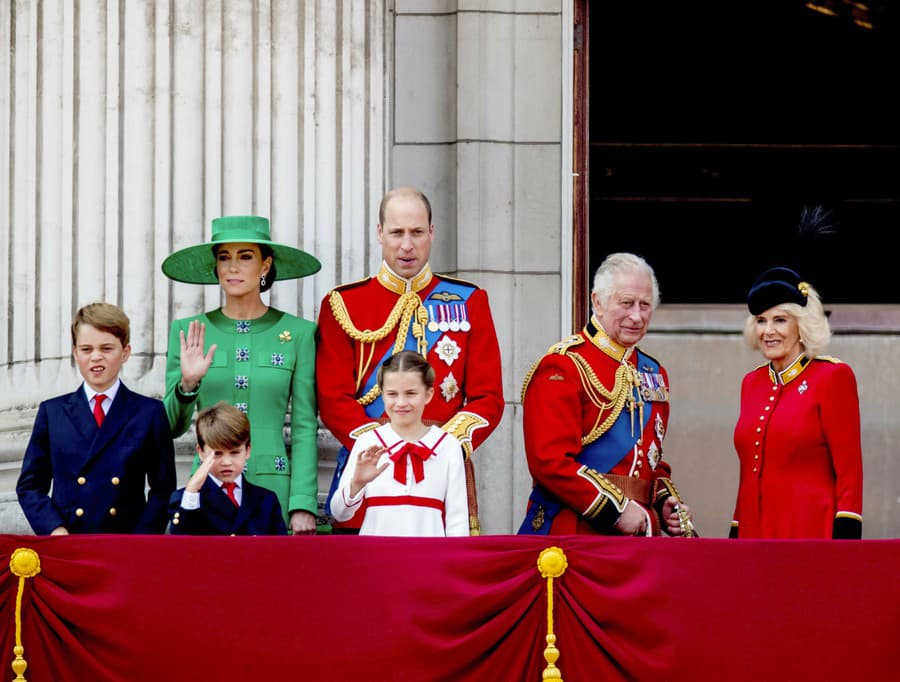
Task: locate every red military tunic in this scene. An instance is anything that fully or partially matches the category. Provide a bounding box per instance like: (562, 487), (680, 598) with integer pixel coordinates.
(732, 354), (863, 539)
(316, 262), (504, 530)
(519, 317), (682, 535)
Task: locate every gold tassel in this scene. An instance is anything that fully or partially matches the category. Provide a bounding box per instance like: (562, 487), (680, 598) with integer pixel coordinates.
(537, 547), (568, 681)
(9, 548), (41, 681)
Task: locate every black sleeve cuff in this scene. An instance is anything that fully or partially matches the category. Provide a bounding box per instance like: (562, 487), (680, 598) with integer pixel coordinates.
(587, 500), (626, 534)
(728, 524), (739, 539)
(832, 516), (862, 539)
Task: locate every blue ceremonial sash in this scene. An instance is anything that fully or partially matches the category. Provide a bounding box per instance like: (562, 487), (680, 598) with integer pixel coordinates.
(327, 279), (478, 517)
(518, 349), (660, 535)
(360, 279), (476, 418)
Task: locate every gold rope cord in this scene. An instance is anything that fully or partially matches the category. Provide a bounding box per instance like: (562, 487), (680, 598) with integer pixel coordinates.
(329, 290), (426, 406)
(9, 548), (41, 681)
(537, 547), (568, 681)
(567, 353), (639, 446)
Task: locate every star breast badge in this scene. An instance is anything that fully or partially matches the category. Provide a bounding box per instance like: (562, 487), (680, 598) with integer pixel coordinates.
(435, 335), (461, 366)
(440, 372), (460, 401)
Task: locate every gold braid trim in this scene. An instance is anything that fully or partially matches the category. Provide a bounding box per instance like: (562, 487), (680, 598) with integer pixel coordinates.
(654, 477), (681, 505)
(328, 290), (427, 406)
(567, 351), (640, 446)
(580, 466), (628, 513)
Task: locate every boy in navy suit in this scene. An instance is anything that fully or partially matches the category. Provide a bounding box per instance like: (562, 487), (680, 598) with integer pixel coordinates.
(169, 402), (287, 535)
(16, 303), (177, 534)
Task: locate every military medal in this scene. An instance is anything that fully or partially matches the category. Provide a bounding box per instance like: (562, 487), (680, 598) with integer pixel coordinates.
(438, 306), (450, 332)
(427, 305), (440, 332)
(449, 304), (461, 332)
(459, 304), (471, 331)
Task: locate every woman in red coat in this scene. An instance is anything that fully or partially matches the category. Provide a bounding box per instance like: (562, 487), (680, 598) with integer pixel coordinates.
(731, 266), (863, 539)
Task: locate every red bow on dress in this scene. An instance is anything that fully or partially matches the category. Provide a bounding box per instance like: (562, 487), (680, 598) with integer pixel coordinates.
(390, 443), (433, 485)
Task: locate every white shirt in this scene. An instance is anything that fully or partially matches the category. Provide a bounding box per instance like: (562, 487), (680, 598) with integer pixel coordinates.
(331, 424), (468, 537)
(83, 379), (121, 418)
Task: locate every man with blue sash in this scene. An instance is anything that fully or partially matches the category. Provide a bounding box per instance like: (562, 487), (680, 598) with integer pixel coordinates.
(518, 253), (695, 537)
(316, 187), (504, 534)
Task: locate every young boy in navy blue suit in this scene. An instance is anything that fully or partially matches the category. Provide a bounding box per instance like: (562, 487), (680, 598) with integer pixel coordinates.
(169, 402), (287, 535)
(16, 303), (177, 534)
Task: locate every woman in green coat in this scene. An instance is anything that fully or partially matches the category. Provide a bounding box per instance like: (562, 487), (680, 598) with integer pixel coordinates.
(161, 215), (321, 534)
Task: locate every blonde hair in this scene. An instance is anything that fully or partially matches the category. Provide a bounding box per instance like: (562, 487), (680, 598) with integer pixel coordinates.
(743, 282), (831, 358)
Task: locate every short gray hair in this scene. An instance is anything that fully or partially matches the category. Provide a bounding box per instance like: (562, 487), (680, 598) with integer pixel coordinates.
(592, 252), (660, 310)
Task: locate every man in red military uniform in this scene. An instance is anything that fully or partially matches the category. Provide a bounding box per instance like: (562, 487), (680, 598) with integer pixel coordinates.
(518, 252), (694, 537)
(316, 187), (504, 534)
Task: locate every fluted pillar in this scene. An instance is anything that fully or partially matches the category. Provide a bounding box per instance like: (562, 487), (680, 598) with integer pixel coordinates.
(0, 1), (388, 506)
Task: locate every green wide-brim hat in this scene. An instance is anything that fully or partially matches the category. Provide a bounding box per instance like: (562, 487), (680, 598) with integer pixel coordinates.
(161, 215), (321, 284)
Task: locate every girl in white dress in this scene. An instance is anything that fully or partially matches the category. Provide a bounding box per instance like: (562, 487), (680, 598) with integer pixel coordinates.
(330, 351), (468, 536)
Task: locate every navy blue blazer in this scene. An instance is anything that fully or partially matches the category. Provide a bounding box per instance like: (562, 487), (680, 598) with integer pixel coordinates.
(168, 476), (288, 536)
(16, 383), (177, 535)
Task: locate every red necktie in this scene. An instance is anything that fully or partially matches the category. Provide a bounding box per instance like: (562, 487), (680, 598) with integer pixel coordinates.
(389, 443), (432, 485)
(93, 394), (106, 427)
(222, 482), (239, 508)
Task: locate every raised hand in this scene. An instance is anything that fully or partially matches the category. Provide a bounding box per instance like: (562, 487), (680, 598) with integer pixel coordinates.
(179, 320), (216, 392)
(185, 448), (216, 494)
(349, 445), (390, 497)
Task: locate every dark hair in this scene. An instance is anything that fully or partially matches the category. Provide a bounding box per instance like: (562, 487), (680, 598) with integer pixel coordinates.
(71, 302), (130, 347)
(377, 350), (435, 390)
(210, 243), (277, 292)
(196, 401), (251, 451)
(259, 244), (276, 292)
(378, 187), (432, 225)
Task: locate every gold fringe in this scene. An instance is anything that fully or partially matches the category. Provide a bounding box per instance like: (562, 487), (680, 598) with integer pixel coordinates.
(537, 547), (568, 681)
(9, 548), (41, 681)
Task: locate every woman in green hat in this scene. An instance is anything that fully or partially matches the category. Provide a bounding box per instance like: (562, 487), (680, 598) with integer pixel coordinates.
(161, 215), (322, 534)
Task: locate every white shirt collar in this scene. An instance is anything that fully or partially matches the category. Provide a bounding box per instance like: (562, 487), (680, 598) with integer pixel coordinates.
(84, 378), (122, 406)
(209, 473), (244, 489)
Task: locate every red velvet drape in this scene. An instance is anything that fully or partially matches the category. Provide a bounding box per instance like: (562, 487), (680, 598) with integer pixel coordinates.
(1, 534), (898, 681)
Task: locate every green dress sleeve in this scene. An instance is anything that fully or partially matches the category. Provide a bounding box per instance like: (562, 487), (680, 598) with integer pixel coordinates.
(287, 319), (319, 516)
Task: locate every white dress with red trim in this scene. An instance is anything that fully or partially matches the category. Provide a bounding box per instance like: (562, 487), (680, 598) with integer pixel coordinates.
(330, 424), (469, 537)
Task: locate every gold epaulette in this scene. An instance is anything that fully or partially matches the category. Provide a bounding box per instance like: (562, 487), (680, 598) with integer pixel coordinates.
(520, 336), (585, 401)
(440, 411), (488, 461)
(549, 335), (585, 355)
(815, 355), (843, 364)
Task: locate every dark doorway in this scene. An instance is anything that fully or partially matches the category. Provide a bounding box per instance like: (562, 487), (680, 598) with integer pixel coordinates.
(582, 1), (900, 311)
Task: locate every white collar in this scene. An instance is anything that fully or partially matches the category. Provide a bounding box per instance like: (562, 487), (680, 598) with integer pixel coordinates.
(83, 378), (122, 405)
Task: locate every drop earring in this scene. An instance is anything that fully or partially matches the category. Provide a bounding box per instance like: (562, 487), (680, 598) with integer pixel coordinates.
(260, 274), (267, 287)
